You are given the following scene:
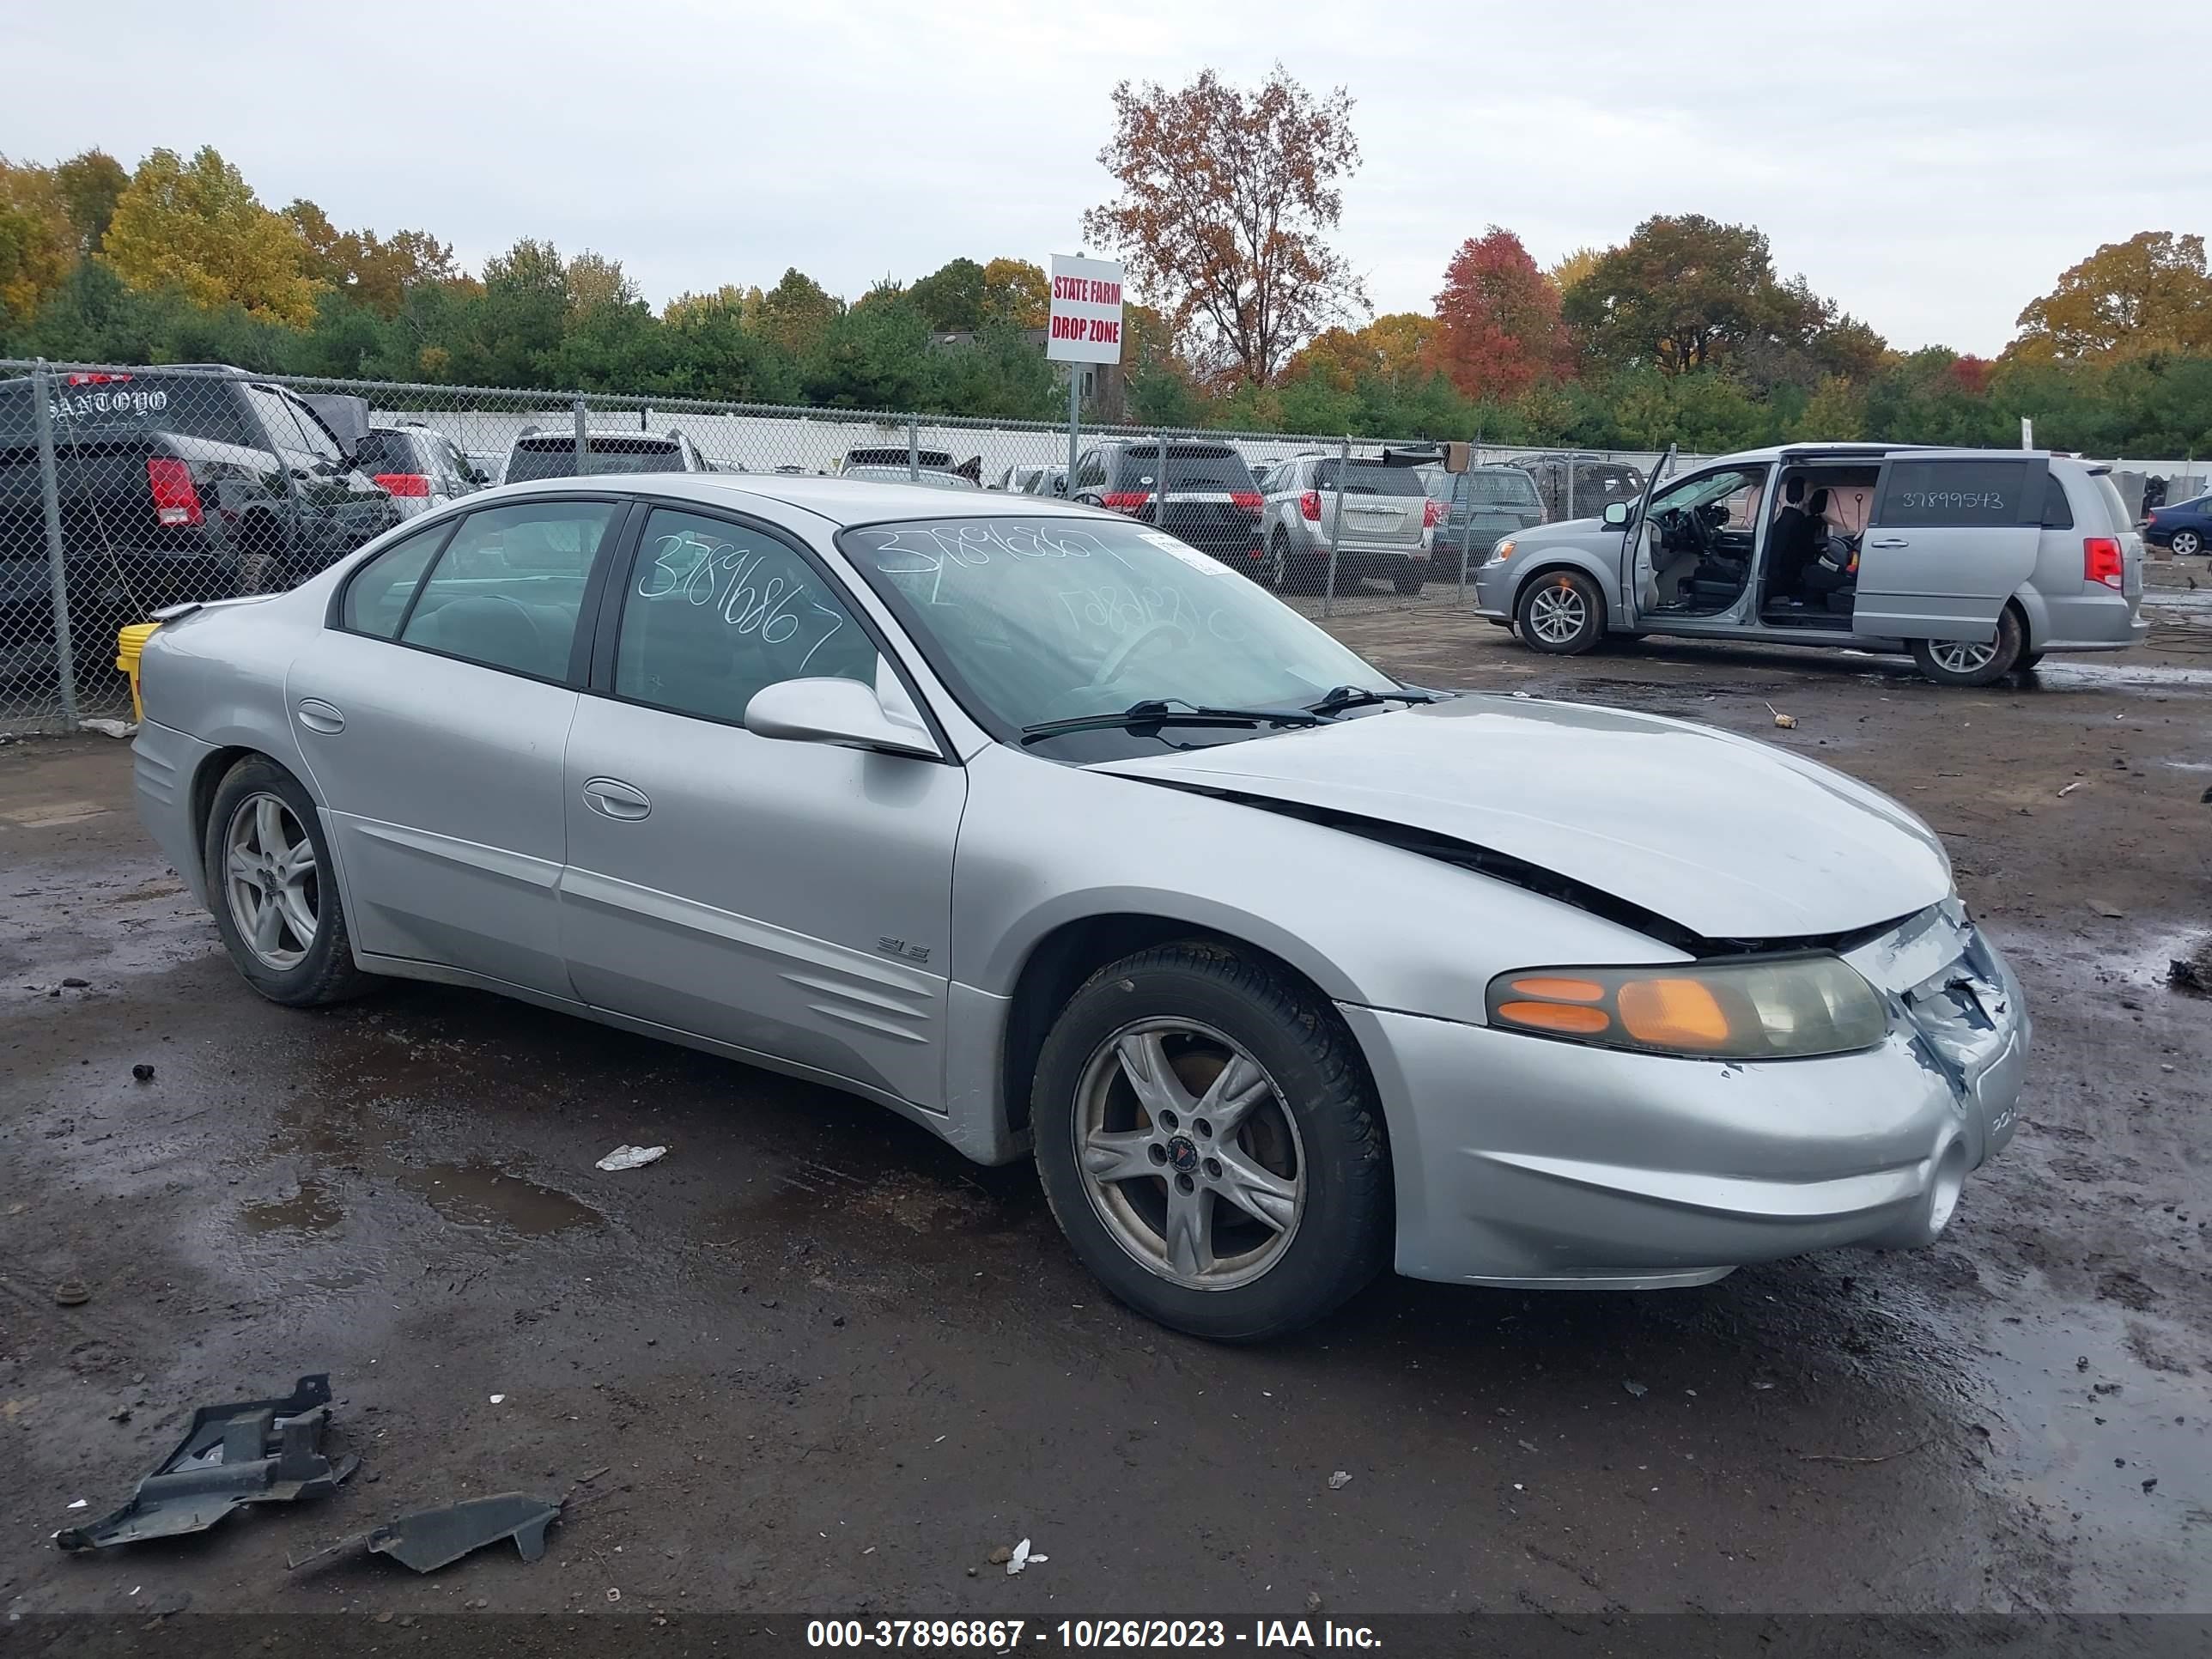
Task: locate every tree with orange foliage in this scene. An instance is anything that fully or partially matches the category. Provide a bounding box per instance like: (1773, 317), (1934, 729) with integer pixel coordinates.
(1084, 67), (1364, 387)
(1431, 228), (1571, 401)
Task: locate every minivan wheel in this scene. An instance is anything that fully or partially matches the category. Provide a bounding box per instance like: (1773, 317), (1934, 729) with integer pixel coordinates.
(1911, 610), (2025, 687)
(2172, 529), (2203, 558)
(1516, 568), (1604, 653)
(203, 757), (378, 1007)
(1031, 941), (1392, 1342)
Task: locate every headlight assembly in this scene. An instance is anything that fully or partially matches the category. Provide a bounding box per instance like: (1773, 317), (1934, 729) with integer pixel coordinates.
(1492, 538), (1516, 562)
(1486, 955), (1888, 1060)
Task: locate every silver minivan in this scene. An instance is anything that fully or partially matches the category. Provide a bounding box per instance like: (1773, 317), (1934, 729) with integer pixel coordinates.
(1474, 443), (2148, 685)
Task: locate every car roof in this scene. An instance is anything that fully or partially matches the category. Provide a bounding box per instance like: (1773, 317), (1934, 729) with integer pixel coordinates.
(459, 473), (1105, 527)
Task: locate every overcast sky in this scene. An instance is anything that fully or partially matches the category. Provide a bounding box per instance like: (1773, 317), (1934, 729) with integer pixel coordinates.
(5, 2), (2206, 356)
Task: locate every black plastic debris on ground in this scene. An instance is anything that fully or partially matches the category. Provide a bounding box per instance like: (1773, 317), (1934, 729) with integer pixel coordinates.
(367, 1493), (562, 1572)
(55, 1374), (356, 1553)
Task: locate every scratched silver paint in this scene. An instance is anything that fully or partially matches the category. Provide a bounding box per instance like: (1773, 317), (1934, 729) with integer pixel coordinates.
(130, 477), (2028, 1292)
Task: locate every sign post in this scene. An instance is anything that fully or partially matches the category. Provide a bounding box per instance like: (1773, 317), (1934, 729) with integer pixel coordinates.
(1048, 254), (1124, 496)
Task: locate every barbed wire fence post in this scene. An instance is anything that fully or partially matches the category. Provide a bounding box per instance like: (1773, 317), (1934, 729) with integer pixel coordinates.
(31, 359), (77, 729)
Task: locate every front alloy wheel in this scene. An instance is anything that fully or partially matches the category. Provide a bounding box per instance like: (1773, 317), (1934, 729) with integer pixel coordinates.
(1516, 568), (1603, 653)
(1031, 941), (1392, 1341)
(1075, 1021), (1304, 1291)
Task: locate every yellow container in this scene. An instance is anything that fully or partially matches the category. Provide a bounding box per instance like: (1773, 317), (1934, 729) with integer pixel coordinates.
(115, 623), (161, 722)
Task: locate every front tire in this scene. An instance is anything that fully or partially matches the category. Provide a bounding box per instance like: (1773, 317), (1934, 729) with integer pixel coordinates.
(1515, 568), (1605, 654)
(1031, 941), (1392, 1341)
(1910, 608), (2026, 687)
(203, 757), (378, 1006)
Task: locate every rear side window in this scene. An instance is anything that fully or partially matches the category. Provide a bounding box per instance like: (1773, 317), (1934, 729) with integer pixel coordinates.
(2091, 474), (2132, 535)
(339, 525), (447, 638)
(1877, 459), (2033, 527)
(2040, 474), (2075, 530)
(398, 501), (619, 679)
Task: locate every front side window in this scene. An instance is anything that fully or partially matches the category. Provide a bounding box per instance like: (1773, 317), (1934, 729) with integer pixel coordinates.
(398, 501), (618, 679)
(1877, 459), (2033, 528)
(841, 515), (1394, 757)
(1650, 465), (1767, 530)
(339, 524), (448, 638)
(615, 508), (877, 725)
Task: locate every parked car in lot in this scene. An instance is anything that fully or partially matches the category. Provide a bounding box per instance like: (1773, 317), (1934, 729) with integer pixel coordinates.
(2142, 490), (2211, 558)
(129, 476), (2027, 1339)
(353, 422), (485, 519)
(1419, 463), (1544, 571)
(1476, 443), (2147, 686)
(1071, 439), (1266, 573)
(1513, 452), (1648, 524)
(0, 367), (399, 680)
(502, 428), (712, 483)
(1259, 453), (1437, 594)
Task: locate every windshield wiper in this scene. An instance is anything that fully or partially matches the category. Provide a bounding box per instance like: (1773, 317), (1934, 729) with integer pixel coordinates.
(1019, 698), (1327, 744)
(1305, 684), (1450, 717)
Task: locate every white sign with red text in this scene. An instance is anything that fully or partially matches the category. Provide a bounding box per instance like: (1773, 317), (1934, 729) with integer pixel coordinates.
(1047, 254), (1125, 364)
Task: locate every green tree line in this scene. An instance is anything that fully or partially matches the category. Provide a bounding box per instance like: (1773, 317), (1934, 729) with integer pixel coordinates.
(3, 144), (2208, 455)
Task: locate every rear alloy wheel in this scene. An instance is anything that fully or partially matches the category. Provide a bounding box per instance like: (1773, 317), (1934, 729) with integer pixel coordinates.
(203, 757), (378, 1006)
(1032, 942), (1391, 1340)
(1270, 530), (1316, 596)
(1911, 608), (2026, 687)
(1516, 568), (1604, 654)
(2172, 529), (2203, 558)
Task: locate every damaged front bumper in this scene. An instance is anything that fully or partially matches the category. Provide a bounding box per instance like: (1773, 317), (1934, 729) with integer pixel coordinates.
(1347, 900), (2029, 1288)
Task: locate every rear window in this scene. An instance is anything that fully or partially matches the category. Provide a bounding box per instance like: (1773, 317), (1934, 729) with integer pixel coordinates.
(1113, 443), (1255, 492)
(0, 373), (252, 447)
(354, 432), (420, 473)
(507, 436), (682, 482)
(1311, 459), (1428, 496)
(2091, 474), (2132, 535)
(1877, 459), (2033, 527)
(1468, 470), (1540, 506)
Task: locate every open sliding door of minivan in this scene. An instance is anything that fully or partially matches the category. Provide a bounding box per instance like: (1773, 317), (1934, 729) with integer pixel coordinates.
(1855, 452), (2047, 641)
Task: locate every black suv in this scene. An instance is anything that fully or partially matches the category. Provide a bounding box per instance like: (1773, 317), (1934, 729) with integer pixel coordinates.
(1070, 440), (1265, 571)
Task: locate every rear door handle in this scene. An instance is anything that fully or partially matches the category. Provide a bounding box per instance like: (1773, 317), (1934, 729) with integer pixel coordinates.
(1869, 537), (1910, 549)
(295, 698), (344, 734)
(581, 777), (651, 821)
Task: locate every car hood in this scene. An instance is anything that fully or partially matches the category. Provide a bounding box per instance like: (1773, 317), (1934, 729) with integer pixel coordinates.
(1091, 696), (1951, 941)
(1507, 516), (1611, 547)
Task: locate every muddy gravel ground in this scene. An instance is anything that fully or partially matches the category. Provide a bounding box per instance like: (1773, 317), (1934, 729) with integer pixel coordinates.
(1, 578), (2208, 1632)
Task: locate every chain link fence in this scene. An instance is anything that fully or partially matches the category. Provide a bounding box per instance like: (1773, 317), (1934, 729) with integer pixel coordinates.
(8, 356), (2192, 735)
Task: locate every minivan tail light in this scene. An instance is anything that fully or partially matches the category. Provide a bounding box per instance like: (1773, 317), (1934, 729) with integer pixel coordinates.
(373, 472), (432, 497)
(1231, 490), (1262, 514)
(2084, 536), (2124, 590)
(1100, 491), (1148, 514)
(1423, 498), (1443, 529)
(1299, 489), (1322, 521)
(146, 457), (203, 527)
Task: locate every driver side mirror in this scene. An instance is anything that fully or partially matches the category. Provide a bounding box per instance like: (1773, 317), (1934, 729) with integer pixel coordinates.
(1602, 501), (1631, 528)
(744, 677), (941, 760)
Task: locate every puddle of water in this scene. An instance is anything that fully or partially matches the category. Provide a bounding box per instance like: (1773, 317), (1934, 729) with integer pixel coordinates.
(1972, 1304), (2208, 1611)
(392, 1158), (600, 1237)
(239, 1176), (344, 1236)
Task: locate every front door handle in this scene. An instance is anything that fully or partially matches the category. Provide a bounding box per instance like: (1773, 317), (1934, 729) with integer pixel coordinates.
(1869, 536), (1910, 549)
(295, 698), (344, 734)
(581, 777), (651, 821)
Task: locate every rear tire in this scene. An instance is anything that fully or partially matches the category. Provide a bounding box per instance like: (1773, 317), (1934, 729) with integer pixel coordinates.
(1393, 566), (1427, 596)
(1515, 568), (1605, 654)
(1031, 941), (1392, 1342)
(1271, 531), (1317, 597)
(2172, 529), (2203, 558)
(203, 757), (379, 1007)
(1910, 608), (2026, 687)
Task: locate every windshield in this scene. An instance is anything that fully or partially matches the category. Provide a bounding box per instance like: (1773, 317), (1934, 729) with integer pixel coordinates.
(506, 438), (683, 482)
(839, 515), (1395, 758)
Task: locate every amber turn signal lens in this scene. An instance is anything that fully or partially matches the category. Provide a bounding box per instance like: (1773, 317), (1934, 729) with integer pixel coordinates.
(1495, 1000), (1611, 1035)
(1617, 977), (1732, 1048)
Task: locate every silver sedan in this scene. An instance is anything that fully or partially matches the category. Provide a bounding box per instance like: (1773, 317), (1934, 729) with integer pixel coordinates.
(129, 476), (2028, 1340)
